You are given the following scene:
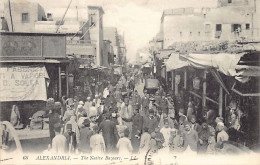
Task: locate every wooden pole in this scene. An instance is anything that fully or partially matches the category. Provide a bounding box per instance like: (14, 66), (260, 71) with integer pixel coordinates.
(58, 65), (62, 99)
(175, 73), (179, 96)
(184, 68), (187, 89)
(202, 70), (207, 107)
(66, 65), (69, 97)
(8, 0), (14, 32)
(171, 71), (174, 91)
(165, 66), (167, 89)
(56, 0), (73, 33)
(219, 85), (223, 117)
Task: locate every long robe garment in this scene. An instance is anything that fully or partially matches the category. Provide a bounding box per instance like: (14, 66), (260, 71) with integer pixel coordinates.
(121, 104), (134, 138)
(51, 134), (67, 154)
(117, 137), (133, 155)
(90, 133), (106, 154)
(131, 113), (143, 152)
(141, 97), (150, 116)
(139, 132), (151, 154)
(99, 120), (119, 153)
(79, 127), (93, 153)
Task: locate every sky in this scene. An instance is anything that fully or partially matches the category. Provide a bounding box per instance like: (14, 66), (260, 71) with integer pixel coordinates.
(2, 0), (218, 63)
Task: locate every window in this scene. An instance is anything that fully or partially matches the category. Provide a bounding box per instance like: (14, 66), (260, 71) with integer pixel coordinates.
(246, 24), (250, 30)
(231, 24), (241, 32)
(22, 13), (29, 23)
(216, 24), (222, 31)
(228, 0), (232, 3)
(80, 55), (87, 59)
(180, 32), (182, 37)
(47, 13), (52, 19)
(205, 24), (211, 33)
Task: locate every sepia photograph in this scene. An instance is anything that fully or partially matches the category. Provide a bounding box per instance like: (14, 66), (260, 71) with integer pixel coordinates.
(0, 0), (259, 164)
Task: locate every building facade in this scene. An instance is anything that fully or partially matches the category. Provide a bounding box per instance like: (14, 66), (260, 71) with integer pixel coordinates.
(161, 0), (260, 49)
(3, 0), (46, 32)
(103, 27), (127, 66)
(88, 6), (104, 66)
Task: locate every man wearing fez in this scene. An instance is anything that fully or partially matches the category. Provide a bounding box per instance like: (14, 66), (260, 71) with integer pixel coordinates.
(64, 123), (77, 153)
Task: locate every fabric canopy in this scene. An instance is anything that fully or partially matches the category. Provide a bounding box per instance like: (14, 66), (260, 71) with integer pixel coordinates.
(165, 53), (188, 71)
(182, 53), (244, 76)
(165, 52), (259, 82)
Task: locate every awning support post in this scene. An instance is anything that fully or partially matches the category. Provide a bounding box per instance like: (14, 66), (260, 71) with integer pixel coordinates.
(66, 65), (69, 97)
(171, 70), (174, 91)
(184, 68), (187, 89)
(165, 66), (167, 88)
(58, 65), (62, 99)
(219, 85), (223, 117)
(202, 70), (207, 107)
(175, 74), (178, 96)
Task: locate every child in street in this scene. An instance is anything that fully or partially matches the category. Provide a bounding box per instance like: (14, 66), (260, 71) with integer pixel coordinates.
(207, 126), (216, 154)
(160, 120), (171, 148)
(116, 128), (133, 155)
(150, 132), (158, 152)
(90, 125), (106, 155)
(154, 127), (164, 150)
(139, 127), (151, 154)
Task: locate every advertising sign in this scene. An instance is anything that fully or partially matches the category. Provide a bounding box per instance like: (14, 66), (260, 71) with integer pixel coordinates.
(0, 65), (49, 102)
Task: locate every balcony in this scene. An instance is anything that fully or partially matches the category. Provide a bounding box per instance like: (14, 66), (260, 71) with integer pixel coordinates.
(0, 32), (66, 59)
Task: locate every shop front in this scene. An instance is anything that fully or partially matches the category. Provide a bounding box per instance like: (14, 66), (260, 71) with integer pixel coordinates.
(164, 51), (260, 149)
(0, 32), (69, 126)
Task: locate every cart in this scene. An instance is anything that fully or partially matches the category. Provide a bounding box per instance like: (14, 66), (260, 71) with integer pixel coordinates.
(144, 78), (159, 94)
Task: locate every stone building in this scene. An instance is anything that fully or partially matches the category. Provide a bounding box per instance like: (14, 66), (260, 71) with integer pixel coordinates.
(161, 0), (260, 48)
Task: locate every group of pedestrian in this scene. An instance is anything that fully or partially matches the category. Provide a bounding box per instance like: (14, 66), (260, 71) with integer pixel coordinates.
(43, 70), (234, 156)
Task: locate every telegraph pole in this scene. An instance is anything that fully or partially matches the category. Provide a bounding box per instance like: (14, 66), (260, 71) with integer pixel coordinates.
(8, 0), (14, 32)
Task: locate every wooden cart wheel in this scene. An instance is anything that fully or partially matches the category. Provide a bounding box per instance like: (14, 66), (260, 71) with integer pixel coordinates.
(1, 121), (23, 153)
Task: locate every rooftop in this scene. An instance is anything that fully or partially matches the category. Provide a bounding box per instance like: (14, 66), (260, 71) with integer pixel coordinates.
(87, 6), (105, 14)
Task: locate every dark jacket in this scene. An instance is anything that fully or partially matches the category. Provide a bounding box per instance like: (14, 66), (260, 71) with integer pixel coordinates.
(64, 131), (77, 152)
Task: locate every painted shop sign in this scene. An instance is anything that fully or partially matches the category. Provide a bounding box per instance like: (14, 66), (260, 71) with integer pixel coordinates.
(0, 65), (49, 102)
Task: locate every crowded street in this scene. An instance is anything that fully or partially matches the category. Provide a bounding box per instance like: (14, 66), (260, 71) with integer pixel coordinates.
(0, 0), (260, 165)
